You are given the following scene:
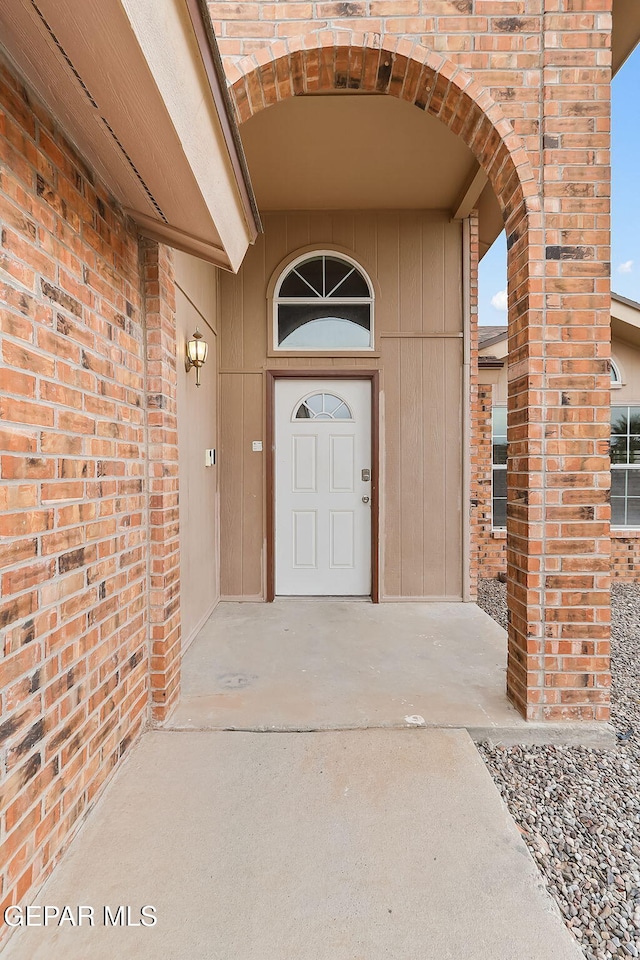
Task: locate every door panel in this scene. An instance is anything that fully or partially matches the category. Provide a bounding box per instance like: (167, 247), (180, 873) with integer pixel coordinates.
(292, 436), (317, 492)
(275, 379), (371, 596)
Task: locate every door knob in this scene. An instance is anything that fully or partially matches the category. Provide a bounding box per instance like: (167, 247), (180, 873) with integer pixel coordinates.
(362, 496), (370, 504)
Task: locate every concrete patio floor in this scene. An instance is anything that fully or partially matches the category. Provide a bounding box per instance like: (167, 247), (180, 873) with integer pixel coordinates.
(167, 600), (613, 745)
(1, 729), (583, 960)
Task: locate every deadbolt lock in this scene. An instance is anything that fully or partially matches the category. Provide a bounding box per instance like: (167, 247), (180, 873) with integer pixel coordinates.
(361, 468), (371, 482)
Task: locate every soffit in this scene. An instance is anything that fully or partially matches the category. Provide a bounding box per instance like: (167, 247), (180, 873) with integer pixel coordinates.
(612, 294), (640, 348)
(613, 0), (640, 74)
(0, 0), (257, 270)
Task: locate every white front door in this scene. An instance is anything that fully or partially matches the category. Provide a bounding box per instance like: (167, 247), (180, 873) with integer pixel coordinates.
(275, 379), (372, 596)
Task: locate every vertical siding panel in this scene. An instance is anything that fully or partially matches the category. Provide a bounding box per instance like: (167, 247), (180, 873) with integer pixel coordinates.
(265, 213), (289, 351)
(242, 374), (265, 596)
(220, 270), (243, 370)
(330, 212), (355, 253)
(399, 212), (423, 333)
(444, 339), (463, 596)
(399, 338), (424, 596)
(422, 215), (445, 334)
(286, 213), (311, 260)
(243, 233), (267, 369)
(220, 373), (244, 596)
(381, 338), (401, 597)
(422, 338), (446, 597)
(354, 211), (377, 281)
(376, 212), (399, 334)
(444, 219), (463, 334)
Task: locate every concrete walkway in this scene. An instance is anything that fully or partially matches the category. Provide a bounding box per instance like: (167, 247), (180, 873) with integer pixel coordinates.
(168, 601), (612, 745)
(2, 729), (582, 960)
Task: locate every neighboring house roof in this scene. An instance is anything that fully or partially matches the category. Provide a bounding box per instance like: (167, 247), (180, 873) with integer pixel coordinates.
(613, 292), (640, 312)
(478, 326), (507, 349)
(479, 294), (640, 353)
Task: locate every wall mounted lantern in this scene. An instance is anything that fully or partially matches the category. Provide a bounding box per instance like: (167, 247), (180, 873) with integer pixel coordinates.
(185, 328), (208, 387)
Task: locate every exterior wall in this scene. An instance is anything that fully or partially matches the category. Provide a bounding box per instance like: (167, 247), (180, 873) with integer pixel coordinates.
(0, 58), (150, 922)
(477, 331), (640, 582)
(219, 209), (465, 601)
(612, 336), (640, 403)
(175, 252), (220, 647)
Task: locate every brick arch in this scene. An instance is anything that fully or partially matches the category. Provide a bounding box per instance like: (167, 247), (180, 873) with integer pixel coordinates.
(227, 34), (539, 236)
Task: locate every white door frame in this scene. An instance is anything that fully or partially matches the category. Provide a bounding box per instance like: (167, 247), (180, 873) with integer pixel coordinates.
(266, 370), (379, 602)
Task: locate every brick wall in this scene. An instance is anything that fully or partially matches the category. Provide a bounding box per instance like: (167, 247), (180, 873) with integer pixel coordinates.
(473, 383), (507, 579)
(0, 57), (165, 922)
(474, 453), (640, 582)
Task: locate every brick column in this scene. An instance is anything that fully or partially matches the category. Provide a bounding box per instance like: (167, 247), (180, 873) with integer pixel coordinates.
(142, 240), (181, 722)
(505, 1), (611, 721)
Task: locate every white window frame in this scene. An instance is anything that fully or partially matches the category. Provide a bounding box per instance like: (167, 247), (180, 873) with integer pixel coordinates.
(491, 404), (507, 531)
(610, 357), (623, 389)
(611, 403), (640, 529)
(273, 250), (375, 353)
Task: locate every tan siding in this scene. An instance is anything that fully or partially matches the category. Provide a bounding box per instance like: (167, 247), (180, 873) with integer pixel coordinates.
(219, 373), (245, 597)
(219, 210), (463, 600)
(175, 257), (220, 647)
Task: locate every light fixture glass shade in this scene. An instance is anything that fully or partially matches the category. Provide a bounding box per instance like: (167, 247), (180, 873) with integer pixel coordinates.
(187, 333), (208, 366)
(186, 329), (208, 386)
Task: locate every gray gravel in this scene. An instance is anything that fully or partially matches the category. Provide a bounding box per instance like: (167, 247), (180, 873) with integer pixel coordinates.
(477, 579), (640, 960)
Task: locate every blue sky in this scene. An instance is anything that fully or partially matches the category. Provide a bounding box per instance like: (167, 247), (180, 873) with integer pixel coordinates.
(478, 46), (640, 325)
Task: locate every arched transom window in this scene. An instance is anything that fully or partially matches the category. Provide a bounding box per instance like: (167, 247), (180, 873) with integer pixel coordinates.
(294, 392), (353, 421)
(610, 358), (622, 388)
(274, 252), (374, 351)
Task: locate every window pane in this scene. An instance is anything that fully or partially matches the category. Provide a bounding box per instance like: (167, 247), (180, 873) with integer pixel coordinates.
(630, 437), (640, 464)
(305, 394), (323, 414)
(628, 470), (640, 496)
(493, 441), (507, 466)
(630, 408), (640, 433)
(332, 403), (351, 419)
(611, 498), (627, 525)
(294, 258), (324, 296)
(611, 407), (628, 434)
(493, 468), (507, 498)
(325, 258), (369, 297)
(322, 394), (343, 415)
(611, 470), (626, 497)
(294, 393), (353, 420)
(493, 498), (507, 528)
(280, 270), (319, 298)
(610, 436), (628, 464)
(278, 306), (371, 348)
(628, 499), (640, 526)
(492, 407), (507, 437)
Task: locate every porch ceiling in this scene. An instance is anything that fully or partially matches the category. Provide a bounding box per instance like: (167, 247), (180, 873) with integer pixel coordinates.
(240, 94), (504, 257)
(0, 0), (259, 270)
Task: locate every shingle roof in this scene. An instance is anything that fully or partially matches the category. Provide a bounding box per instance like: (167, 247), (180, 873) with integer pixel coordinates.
(478, 325), (507, 348)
